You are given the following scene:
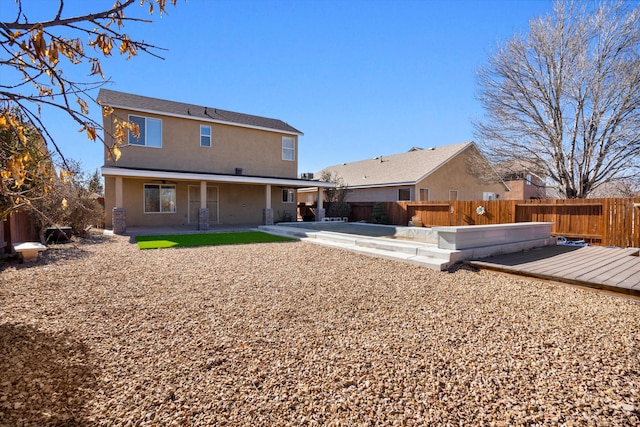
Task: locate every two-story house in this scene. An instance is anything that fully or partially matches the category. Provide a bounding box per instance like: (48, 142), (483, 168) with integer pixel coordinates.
(98, 89), (332, 233)
(495, 160), (548, 200)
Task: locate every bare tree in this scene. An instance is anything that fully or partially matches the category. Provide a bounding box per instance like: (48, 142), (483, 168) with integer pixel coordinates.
(320, 170), (351, 218)
(588, 177), (640, 198)
(1, 0), (176, 214)
(475, 0), (640, 199)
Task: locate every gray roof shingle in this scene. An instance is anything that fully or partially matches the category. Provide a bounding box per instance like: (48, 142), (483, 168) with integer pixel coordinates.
(97, 89), (302, 135)
(320, 142), (474, 187)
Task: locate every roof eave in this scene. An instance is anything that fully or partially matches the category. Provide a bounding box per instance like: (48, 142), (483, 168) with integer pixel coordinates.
(345, 181), (417, 189)
(101, 166), (333, 187)
(103, 103), (303, 136)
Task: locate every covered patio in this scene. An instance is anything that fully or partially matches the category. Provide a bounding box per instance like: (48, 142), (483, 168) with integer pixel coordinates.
(102, 166), (334, 234)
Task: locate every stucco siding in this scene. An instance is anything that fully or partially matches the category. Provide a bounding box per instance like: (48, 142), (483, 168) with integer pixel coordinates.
(504, 178), (546, 200)
(103, 177), (295, 227)
(102, 108), (297, 178)
(343, 186), (413, 202)
(418, 151), (505, 200)
(504, 181), (525, 200)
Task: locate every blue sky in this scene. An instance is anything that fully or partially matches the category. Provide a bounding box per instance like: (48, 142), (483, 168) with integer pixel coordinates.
(3, 0), (554, 177)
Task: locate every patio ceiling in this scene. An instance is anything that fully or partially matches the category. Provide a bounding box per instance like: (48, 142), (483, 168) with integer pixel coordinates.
(101, 166), (334, 188)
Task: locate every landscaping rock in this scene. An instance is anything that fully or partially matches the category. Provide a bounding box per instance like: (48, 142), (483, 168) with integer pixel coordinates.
(0, 231), (638, 425)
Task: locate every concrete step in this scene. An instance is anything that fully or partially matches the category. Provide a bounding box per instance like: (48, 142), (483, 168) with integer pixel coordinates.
(259, 225), (454, 271)
(258, 225), (313, 239)
(304, 237), (451, 271)
(353, 236), (429, 255)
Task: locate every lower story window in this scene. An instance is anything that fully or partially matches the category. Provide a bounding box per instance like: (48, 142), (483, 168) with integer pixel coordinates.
(282, 188), (295, 203)
(144, 184), (176, 213)
(398, 188), (411, 201)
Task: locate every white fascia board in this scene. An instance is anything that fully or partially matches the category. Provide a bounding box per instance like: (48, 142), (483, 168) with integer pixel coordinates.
(346, 181), (416, 189)
(101, 167), (334, 188)
(108, 104), (303, 136)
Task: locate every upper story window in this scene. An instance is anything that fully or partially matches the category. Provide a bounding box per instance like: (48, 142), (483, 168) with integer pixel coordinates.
(282, 136), (295, 161)
(129, 115), (162, 147)
(200, 125), (211, 147)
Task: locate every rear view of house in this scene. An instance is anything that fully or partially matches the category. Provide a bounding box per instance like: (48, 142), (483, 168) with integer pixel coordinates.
(99, 89), (331, 232)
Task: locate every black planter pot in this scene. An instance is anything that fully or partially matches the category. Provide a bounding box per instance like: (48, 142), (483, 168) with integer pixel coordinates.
(45, 227), (73, 243)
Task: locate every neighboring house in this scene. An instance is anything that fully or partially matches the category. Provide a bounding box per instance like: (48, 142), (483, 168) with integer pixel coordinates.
(309, 142), (508, 203)
(98, 89), (332, 232)
(495, 160), (548, 200)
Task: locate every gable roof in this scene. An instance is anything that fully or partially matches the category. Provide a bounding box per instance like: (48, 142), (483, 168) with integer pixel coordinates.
(97, 89), (302, 135)
(320, 141), (480, 188)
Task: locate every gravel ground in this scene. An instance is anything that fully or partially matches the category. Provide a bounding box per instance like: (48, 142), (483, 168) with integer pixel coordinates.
(1, 232), (638, 426)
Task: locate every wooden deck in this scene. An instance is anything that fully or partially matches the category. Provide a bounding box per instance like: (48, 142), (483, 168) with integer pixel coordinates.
(468, 245), (640, 296)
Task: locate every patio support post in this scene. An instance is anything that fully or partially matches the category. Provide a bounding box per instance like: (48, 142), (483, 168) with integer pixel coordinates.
(113, 176), (126, 234)
(200, 181), (207, 209)
(115, 176), (123, 207)
(264, 184), (274, 225)
(316, 187), (325, 222)
(198, 181), (209, 231)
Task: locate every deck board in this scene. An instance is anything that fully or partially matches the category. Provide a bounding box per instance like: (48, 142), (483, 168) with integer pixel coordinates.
(577, 253), (640, 286)
(469, 245), (640, 296)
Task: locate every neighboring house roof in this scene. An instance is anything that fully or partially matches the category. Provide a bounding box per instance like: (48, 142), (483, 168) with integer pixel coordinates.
(97, 89), (303, 135)
(320, 141), (497, 188)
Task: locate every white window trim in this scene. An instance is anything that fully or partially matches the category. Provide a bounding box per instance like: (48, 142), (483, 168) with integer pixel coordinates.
(144, 183), (176, 213)
(282, 136), (295, 161)
(200, 125), (211, 147)
(282, 188), (296, 203)
(129, 115), (162, 148)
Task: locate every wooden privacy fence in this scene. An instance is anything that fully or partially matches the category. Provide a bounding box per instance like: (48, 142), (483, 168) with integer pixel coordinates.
(1, 210), (39, 254)
(348, 198), (640, 248)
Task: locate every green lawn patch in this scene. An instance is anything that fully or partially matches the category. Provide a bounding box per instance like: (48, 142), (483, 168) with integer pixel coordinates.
(135, 231), (295, 249)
